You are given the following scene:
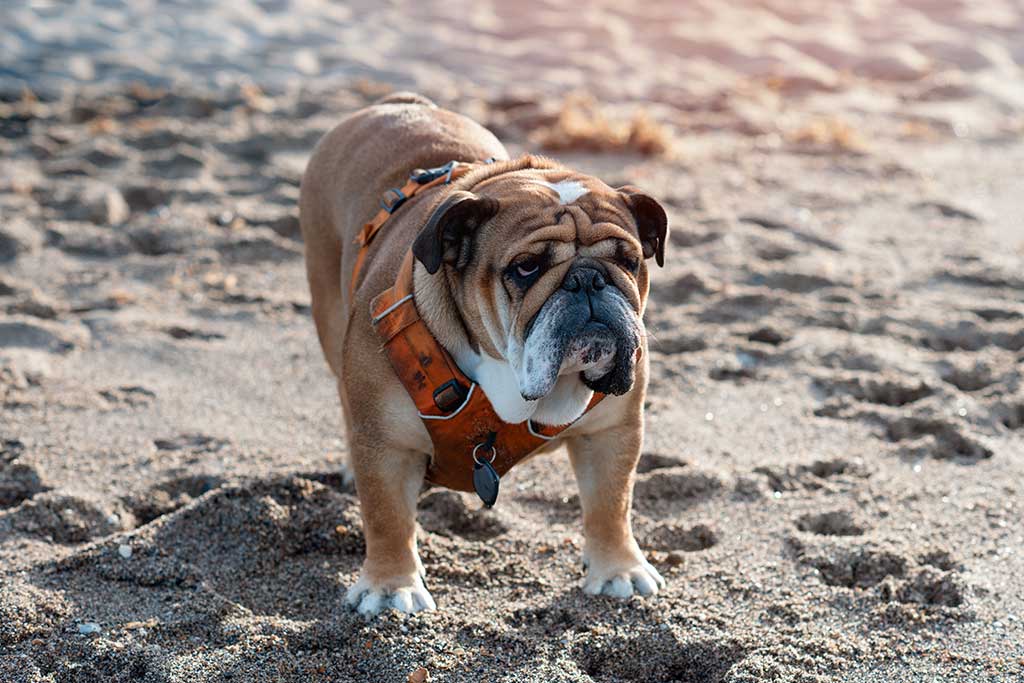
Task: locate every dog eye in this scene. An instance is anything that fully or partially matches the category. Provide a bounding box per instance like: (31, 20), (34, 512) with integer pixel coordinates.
(506, 257), (544, 287)
(516, 261), (540, 278)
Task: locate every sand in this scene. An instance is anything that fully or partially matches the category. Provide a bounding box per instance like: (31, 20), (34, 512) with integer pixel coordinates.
(1, 1), (1023, 681)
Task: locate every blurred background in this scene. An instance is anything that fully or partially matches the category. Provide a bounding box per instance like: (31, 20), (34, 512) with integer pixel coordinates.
(6, 0), (1024, 103)
(2, 2), (1023, 682)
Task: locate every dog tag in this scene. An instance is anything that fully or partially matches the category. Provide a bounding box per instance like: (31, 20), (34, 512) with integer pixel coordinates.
(473, 459), (500, 508)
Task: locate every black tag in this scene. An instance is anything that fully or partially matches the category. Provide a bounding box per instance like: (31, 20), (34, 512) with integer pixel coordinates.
(473, 459), (500, 508)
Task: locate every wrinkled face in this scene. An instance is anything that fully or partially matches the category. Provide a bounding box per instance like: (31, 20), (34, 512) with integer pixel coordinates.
(413, 168), (667, 408)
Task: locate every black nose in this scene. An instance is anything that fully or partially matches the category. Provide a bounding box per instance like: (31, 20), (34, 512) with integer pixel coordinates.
(562, 267), (606, 294)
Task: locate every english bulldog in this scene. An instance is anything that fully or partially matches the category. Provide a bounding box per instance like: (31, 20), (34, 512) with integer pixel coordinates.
(299, 92), (668, 615)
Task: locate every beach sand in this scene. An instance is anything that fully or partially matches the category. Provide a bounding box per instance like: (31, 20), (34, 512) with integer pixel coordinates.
(2, 1), (1023, 680)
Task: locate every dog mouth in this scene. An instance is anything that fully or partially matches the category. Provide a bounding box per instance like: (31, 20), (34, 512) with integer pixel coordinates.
(518, 289), (641, 400)
(575, 321), (641, 396)
(560, 322), (617, 379)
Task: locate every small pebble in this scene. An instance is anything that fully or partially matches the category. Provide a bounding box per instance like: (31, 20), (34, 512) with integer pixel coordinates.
(118, 544), (132, 559)
(78, 622), (101, 635)
(407, 666), (429, 683)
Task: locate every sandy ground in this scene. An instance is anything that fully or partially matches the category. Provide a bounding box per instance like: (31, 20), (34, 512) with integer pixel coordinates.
(2, 1), (1024, 681)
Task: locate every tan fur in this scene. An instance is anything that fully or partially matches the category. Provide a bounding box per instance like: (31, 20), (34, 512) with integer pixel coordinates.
(300, 95), (663, 613)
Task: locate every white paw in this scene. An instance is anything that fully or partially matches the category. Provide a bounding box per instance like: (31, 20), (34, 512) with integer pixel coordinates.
(582, 556), (665, 598)
(345, 574), (436, 616)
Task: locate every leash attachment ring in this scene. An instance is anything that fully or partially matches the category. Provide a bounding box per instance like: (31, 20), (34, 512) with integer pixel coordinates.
(471, 431), (500, 507)
(472, 442), (497, 465)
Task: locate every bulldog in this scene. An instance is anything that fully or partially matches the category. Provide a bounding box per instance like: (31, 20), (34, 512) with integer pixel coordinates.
(300, 92), (668, 615)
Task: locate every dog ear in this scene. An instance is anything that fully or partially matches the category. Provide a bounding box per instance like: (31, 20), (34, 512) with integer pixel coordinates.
(618, 186), (668, 267)
(412, 191), (500, 274)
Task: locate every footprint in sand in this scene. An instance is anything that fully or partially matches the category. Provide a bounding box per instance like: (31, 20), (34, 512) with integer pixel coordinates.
(418, 490), (512, 541)
(749, 458), (870, 496)
(0, 220), (44, 263)
(796, 540), (908, 589)
(0, 440), (48, 510)
(46, 221), (134, 258)
(0, 318), (90, 353)
(571, 631), (746, 683)
(121, 184), (171, 213)
(142, 148), (207, 179)
(746, 325), (790, 346)
(633, 466), (725, 506)
(798, 539), (968, 608)
(936, 359), (1003, 392)
(747, 270), (844, 295)
(884, 415), (993, 460)
(123, 474), (225, 524)
(991, 400), (1024, 432)
(98, 385), (156, 408)
(1, 492), (132, 543)
(795, 509), (869, 537)
(697, 292), (787, 324)
(915, 318), (1024, 353)
(812, 372), (935, 408)
(163, 326), (225, 342)
(636, 452), (688, 473)
(969, 307), (1024, 322)
(650, 333), (708, 355)
(644, 521), (718, 552)
(152, 433), (228, 452)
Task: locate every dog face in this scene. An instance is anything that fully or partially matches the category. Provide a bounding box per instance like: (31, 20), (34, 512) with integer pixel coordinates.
(413, 167), (667, 422)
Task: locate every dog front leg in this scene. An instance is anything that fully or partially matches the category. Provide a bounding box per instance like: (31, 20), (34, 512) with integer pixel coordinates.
(345, 444), (434, 615)
(566, 424), (664, 598)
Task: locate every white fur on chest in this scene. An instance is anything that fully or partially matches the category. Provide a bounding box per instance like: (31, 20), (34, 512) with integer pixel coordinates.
(535, 179), (588, 205)
(451, 346), (593, 426)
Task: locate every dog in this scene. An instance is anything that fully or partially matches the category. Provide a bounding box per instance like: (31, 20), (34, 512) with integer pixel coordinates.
(300, 92), (668, 615)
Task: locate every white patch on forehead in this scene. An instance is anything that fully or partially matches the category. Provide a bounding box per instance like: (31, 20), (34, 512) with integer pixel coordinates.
(535, 179), (588, 205)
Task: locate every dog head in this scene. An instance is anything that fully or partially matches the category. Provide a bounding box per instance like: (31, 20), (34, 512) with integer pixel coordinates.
(413, 160), (667, 424)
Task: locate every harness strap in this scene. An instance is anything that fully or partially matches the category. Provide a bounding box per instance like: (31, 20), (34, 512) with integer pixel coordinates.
(371, 252), (472, 418)
(350, 161), (474, 298)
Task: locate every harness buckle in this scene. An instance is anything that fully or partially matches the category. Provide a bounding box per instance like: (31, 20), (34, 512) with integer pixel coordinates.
(409, 160), (458, 185)
(432, 379), (468, 413)
(380, 187), (407, 214)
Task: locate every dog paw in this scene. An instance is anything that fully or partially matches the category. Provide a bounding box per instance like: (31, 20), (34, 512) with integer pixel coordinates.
(582, 555), (665, 598)
(345, 574), (436, 616)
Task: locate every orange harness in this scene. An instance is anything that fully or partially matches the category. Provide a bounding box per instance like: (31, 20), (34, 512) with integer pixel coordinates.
(353, 160), (603, 505)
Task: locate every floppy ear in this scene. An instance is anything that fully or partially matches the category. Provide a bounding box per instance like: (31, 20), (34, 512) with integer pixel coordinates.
(412, 191), (500, 274)
(618, 186), (668, 267)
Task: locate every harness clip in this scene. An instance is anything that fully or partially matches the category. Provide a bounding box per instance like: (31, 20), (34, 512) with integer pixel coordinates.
(409, 160), (458, 185)
(432, 379), (468, 413)
(379, 187), (407, 214)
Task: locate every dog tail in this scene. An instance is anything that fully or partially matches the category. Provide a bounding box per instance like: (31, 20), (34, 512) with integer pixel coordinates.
(373, 91), (437, 108)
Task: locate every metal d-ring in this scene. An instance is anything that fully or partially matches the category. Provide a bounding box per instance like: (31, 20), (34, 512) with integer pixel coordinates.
(472, 442), (497, 465)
